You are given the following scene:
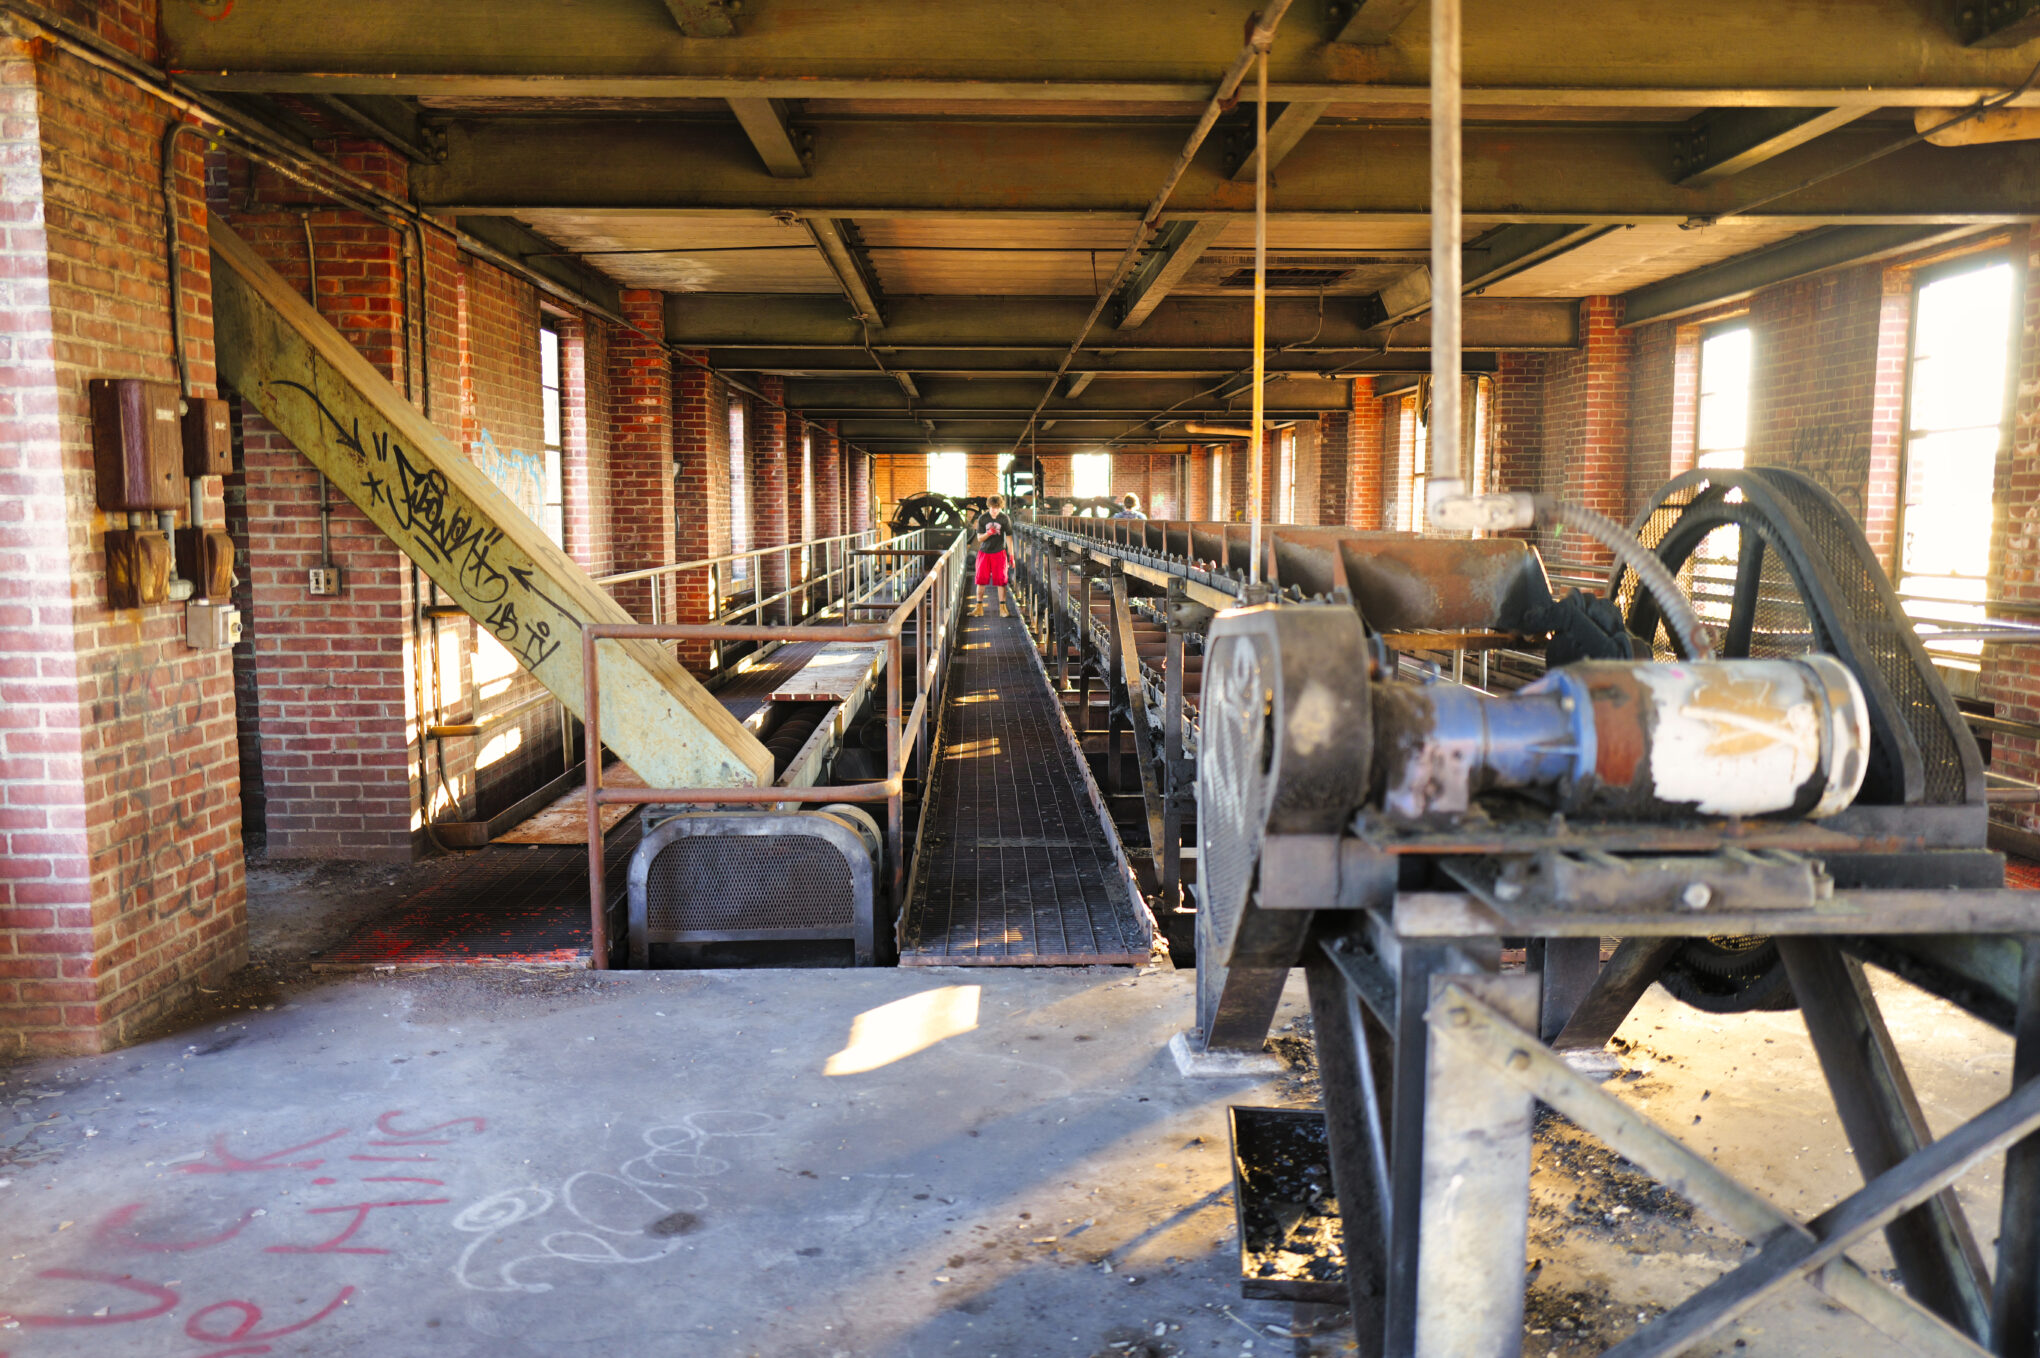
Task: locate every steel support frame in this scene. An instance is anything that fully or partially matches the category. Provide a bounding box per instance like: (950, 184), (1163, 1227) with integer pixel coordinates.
(1305, 907), (2040, 1358)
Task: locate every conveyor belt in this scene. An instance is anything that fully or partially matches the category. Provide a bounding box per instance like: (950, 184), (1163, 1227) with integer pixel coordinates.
(900, 610), (1151, 965)
(711, 640), (826, 724)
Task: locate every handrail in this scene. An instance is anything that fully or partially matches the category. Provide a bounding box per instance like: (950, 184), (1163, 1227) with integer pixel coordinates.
(578, 526), (972, 966)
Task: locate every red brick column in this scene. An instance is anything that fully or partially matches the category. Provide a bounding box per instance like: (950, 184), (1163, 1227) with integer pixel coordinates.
(607, 290), (675, 625)
(1560, 296), (1632, 573)
(752, 376), (790, 621)
(1347, 379), (1385, 529)
(815, 421), (844, 538)
(848, 443), (871, 532)
(672, 347), (719, 671)
(1, 18), (254, 1054)
(561, 317), (610, 574)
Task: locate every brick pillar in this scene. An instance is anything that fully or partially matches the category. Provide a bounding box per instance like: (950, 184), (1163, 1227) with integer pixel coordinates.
(787, 415), (811, 617)
(848, 442), (871, 532)
(814, 421), (844, 537)
(752, 376), (789, 621)
(1560, 296), (1632, 574)
(1, 24), (253, 1054)
(672, 346), (718, 672)
(1318, 413), (1349, 525)
(1346, 379), (1385, 529)
(607, 290), (675, 624)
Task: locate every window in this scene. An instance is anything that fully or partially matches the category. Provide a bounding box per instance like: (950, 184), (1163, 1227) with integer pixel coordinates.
(927, 451), (969, 498)
(801, 429), (816, 542)
(539, 319), (564, 546)
(729, 400), (748, 578)
(1210, 449), (1225, 519)
(1071, 452), (1112, 498)
(1901, 258), (2018, 662)
(1696, 325), (1753, 469)
(1398, 395), (1429, 533)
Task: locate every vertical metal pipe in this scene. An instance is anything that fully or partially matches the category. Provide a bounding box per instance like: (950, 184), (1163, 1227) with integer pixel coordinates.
(1428, 0), (1463, 514)
(1248, 50), (1268, 583)
(583, 629), (608, 968)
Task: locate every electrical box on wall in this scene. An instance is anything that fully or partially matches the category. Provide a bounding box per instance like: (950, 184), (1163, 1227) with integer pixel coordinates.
(89, 378), (184, 511)
(181, 397), (232, 477)
(308, 566), (342, 596)
(185, 599), (241, 651)
(176, 527), (236, 600)
(106, 529), (172, 608)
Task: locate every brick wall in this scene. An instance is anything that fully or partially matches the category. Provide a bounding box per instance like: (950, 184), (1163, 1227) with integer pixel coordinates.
(560, 315), (612, 575)
(1987, 228), (2040, 815)
(673, 348), (728, 671)
(815, 421), (843, 538)
(847, 444), (871, 532)
(1, 12), (248, 1055)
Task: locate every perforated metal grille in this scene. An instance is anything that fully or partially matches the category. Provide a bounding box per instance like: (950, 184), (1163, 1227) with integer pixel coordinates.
(1761, 473), (1968, 805)
(1619, 471), (1972, 806)
(644, 835), (855, 934)
(1197, 631), (1272, 956)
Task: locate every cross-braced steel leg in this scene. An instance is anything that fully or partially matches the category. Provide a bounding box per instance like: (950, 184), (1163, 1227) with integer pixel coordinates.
(1779, 938), (1993, 1341)
(1995, 936), (2040, 1358)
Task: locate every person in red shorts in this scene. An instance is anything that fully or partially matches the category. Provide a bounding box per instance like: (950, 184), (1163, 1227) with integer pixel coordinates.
(973, 494), (1012, 618)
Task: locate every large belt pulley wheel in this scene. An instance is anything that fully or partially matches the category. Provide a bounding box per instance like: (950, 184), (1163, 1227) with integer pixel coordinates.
(1614, 468), (1984, 1013)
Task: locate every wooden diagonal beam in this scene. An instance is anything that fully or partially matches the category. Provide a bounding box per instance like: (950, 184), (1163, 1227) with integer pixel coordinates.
(1329, 0), (1421, 43)
(1230, 100), (1332, 182)
(727, 96), (809, 177)
(660, 0), (737, 36)
(1672, 106), (1873, 186)
(1114, 218), (1228, 331)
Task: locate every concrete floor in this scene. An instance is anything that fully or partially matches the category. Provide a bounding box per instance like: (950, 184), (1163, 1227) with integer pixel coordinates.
(0, 858), (2020, 1357)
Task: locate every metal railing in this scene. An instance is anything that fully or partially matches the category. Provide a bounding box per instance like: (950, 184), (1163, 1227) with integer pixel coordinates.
(577, 526), (972, 967)
(594, 527), (927, 672)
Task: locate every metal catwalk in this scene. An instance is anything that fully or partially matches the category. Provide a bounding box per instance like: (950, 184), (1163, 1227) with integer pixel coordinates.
(900, 609), (1151, 965)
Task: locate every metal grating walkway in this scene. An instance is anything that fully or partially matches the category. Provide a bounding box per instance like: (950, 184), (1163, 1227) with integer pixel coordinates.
(900, 609), (1151, 965)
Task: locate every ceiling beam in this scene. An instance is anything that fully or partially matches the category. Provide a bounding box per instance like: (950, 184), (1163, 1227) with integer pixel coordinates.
(783, 375), (1352, 412)
(708, 350), (1505, 376)
(165, 0), (2040, 107)
(667, 292), (1576, 353)
(1114, 218), (1229, 331)
(726, 97), (809, 177)
(660, 0), (739, 37)
(1329, 0), (1421, 45)
(419, 118), (2040, 224)
(1620, 224), (1982, 326)
(801, 217), (886, 324)
(1065, 371), (1096, 397)
(1671, 107), (1872, 186)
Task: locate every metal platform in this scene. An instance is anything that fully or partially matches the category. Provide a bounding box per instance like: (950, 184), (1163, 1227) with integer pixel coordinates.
(314, 821), (641, 968)
(899, 609), (1152, 965)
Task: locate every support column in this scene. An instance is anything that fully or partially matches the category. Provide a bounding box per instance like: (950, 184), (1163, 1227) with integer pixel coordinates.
(1560, 295), (1631, 574)
(672, 346), (721, 672)
(752, 375), (789, 621)
(607, 290), (675, 625)
(1348, 377), (1385, 529)
(848, 443), (871, 532)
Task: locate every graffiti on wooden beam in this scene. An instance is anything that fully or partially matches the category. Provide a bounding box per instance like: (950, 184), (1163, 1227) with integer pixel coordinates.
(273, 379), (565, 670)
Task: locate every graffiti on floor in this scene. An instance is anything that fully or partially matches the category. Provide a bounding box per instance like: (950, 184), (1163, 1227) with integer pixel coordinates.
(0, 1109), (487, 1357)
(452, 1109), (773, 1294)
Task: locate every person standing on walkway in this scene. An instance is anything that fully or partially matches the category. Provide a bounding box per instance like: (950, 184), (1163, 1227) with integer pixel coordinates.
(974, 494), (1012, 618)
(1114, 492), (1147, 520)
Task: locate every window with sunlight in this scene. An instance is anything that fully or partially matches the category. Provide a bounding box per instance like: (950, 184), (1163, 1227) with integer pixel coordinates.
(1210, 449), (1226, 520)
(539, 320), (564, 547)
(1278, 426), (1297, 523)
(1401, 395), (1429, 533)
(1902, 259), (2016, 663)
(729, 401), (748, 578)
(1689, 324), (1754, 632)
(1696, 325), (1752, 470)
(927, 450), (970, 498)
(1072, 452), (1112, 499)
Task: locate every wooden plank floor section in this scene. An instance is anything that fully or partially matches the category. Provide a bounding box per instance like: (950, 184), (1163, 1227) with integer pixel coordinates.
(901, 609), (1150, 965)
